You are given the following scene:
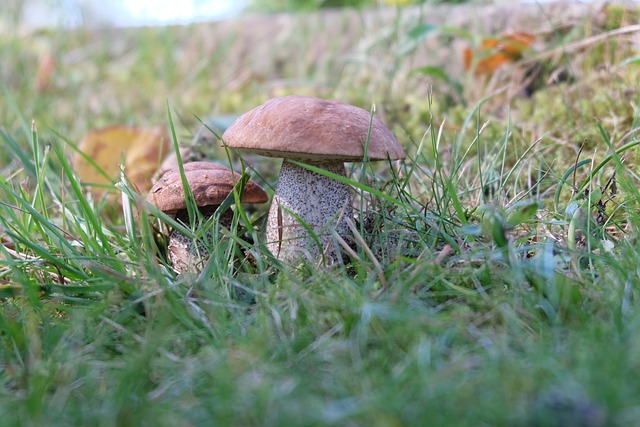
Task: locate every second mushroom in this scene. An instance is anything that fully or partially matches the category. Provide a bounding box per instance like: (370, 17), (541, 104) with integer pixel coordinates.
(146, 161), (268, 273)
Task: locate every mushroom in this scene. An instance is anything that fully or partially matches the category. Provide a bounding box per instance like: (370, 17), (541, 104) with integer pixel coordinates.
(222, 95), (405, 263)
(146, 161), (268, 273)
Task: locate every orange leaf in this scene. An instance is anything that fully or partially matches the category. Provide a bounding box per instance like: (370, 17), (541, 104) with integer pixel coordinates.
(500, 31), (536, 58)
(475, 52), (512, 76)
(479, 37), (501, 50)
(73, 126), (170, 199)
(463, 46), (473, 71)
(465, 31), (536, 77)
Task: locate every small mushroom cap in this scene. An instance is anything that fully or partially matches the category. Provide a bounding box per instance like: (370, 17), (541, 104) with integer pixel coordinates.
(146, 161), (268, 214)
(222, 95), (405, 163)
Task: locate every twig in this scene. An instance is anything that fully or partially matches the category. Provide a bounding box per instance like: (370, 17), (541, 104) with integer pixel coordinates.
(525, 25), (640, 64)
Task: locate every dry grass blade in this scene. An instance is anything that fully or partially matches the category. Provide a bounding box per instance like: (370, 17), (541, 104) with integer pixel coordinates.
(526, 24), (640, 64)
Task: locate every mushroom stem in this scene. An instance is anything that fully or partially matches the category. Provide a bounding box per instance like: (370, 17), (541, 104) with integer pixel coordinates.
(168, 207), (235, 273)
(266, 159), (353, 263)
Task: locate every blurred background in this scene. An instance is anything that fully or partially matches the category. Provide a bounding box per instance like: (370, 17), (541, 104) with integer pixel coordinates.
(1, 0), (633, 173)
(4, 0), (574, 29)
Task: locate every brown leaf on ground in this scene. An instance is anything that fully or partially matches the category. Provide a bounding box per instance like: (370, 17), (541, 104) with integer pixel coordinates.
(73, 125), (170, 199)
(464, 31), (536, 76)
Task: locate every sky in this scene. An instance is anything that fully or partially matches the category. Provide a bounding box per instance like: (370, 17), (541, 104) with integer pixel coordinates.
(21, 0), (247, 28)
(121, 0), (247, 25)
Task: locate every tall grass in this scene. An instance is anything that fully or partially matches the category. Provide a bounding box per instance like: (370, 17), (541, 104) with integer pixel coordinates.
(1, 90), (639, 425)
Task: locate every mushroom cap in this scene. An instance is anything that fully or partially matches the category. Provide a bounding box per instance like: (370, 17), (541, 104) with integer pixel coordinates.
(146, 161), (268, 214)
(222, 96), (405, 163)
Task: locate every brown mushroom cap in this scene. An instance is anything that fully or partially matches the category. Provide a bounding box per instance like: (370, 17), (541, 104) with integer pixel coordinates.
(146, 161), (268, 215)
(222, 96), (405, 163)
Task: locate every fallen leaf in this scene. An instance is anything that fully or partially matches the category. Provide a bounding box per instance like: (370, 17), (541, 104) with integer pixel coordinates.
(475, 51), (513, 76)
(463, 46), (474, 71)
(465, 31), (536, 76)
(73, 125), (170, 199)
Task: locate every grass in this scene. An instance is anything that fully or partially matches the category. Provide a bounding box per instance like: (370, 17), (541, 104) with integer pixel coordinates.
(1, 1), (640, 426)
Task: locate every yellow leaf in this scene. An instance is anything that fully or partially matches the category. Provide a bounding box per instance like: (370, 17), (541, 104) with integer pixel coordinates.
(73, 125), (170, 199)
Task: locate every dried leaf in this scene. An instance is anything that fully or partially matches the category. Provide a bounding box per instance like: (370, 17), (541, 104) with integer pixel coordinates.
(475, 52), (513, 76)
(463, 46), (473, 71)
(466, 31), (536, 76)
(73, 125), (169, 199)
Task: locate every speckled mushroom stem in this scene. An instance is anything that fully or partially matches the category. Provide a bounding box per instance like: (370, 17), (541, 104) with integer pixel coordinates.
(266, 159), (353, 263)
(168, 207), (235, 273)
